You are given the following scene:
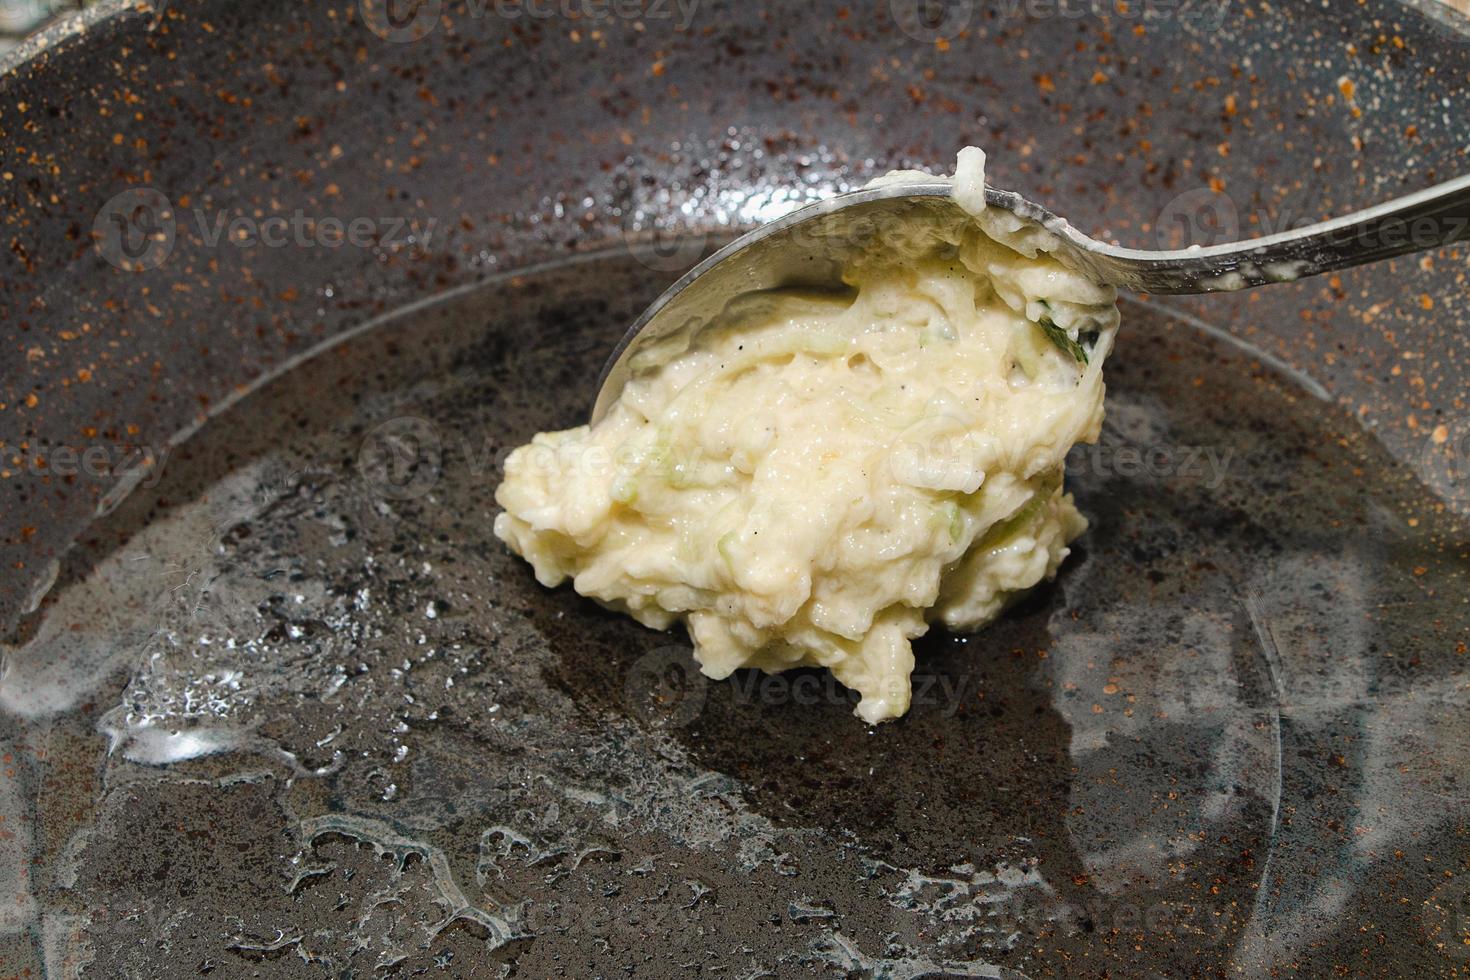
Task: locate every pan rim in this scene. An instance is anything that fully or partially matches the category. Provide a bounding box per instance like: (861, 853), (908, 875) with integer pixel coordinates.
(0, 0), (143, 79)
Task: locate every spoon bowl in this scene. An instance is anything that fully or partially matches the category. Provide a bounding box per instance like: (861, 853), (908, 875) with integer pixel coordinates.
(593, 174), (1470, 422)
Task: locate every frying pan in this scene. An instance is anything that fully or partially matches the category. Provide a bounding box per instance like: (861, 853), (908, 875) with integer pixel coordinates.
(1, 0), (1468, 975)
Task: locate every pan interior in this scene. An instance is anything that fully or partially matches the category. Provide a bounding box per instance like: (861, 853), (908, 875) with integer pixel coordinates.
(6, 244), (1466, 977)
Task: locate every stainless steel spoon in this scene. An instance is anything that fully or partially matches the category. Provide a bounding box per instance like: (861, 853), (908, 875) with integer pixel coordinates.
(593, 175), (1470, 422)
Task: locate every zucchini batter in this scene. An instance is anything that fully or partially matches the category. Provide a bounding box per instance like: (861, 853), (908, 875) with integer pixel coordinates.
(494, 149), (1119, 722)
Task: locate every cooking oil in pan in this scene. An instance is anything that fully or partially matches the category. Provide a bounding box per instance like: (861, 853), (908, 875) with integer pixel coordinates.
(2, 247), (1466, 978)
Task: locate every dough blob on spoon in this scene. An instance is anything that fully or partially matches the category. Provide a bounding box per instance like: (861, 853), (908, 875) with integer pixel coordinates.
(494, 148), (1119, 723)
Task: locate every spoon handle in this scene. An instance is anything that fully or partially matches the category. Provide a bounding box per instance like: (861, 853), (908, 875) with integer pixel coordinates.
(1091, 173), (1470, 294)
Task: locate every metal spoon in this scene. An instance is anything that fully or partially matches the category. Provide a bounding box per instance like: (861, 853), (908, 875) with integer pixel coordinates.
(593, 175), (1470, 422)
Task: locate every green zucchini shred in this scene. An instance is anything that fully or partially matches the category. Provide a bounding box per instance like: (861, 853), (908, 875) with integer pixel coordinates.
(1037, 316), (1091, 365)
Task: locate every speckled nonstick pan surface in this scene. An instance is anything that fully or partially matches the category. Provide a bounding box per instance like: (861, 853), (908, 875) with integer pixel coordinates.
(1, 0), (1468, 976)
